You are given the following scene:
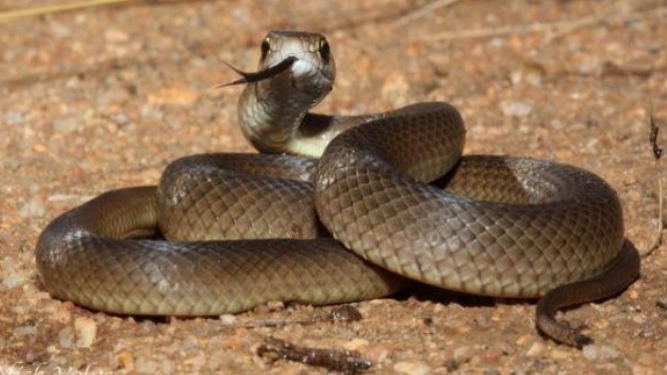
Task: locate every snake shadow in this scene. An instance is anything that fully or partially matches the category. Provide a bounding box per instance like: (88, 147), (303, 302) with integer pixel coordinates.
(393, 239), (640, 313)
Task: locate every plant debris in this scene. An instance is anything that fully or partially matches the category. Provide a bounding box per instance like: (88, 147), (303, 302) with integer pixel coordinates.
(257, 337), (372, 373)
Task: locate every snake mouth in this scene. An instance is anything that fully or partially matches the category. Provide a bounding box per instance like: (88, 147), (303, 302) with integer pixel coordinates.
(214, 56), (298, 89)
(215, 55), (333, 90)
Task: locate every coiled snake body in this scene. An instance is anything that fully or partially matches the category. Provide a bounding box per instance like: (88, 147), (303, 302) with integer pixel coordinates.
(36, 31), (640, 347)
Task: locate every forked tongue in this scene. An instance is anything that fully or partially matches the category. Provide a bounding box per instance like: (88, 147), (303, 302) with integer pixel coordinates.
(213, 56), (298, 89)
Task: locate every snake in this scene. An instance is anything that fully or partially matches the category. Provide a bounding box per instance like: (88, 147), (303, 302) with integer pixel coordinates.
(36, 30), (640, 348)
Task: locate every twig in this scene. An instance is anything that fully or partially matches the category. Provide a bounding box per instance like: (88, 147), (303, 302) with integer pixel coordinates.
(393, 0), (465, 27)
(641, 107), (664, 257)
(423, 3), (667, 42)
(257, 337), (372, 374)
(0, 0), (143, 24)
(540, 1), (630, 44)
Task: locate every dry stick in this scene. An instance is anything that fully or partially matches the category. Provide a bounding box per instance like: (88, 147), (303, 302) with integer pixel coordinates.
(0, 0), (143, 23)
(393, 0), (465, 27)
(642, 108), (664, 257)
(422, 3), (667, 42)
(541, 1), (632, 44)
(257, 337), (372, 374)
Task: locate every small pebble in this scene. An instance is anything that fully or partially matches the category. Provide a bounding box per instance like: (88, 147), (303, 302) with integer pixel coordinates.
(13, 325), (37, 338)
(363, 344), (392, 363)
(58, 326), (75, 349)
(52, 24), (72, 38)
(583, 345), (600, 361)
(74, 316), (97, 348)
(453, 346), (471, 362)
(52, 116), (79, 133)
(18, 197), (45, 218)
(500, 100), (533, 118)
(5, 112), (24, 125)
(104, 29), (130, 43)
(219, 314), (236, 325)
(167, 118), (182, 130)
(509, 71), (524, 85)
(550, 349), (569, 360)
(140, 319), (157, 333)
(51, 301), (74, 324)
(135, 358), (159, 374)
(515, 334), (534, 346)
(596, 345), (619, 360)
(594, 318), (610, 329)
(394, 361), (431, 375)
(343, 338), (369, 351)
(140, 105), (164, 121)
(480, 348), (505, 362)
(109, 112), (131, 128)
(381, 72), (410, 106)
(117, 351), (134, 371)
(526, 342), (546, 357)
(97, 88), (131, 107)
(2, 273), (27, 289)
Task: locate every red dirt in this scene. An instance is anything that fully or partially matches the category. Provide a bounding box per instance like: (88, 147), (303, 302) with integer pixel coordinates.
(1, 0), (666, 374)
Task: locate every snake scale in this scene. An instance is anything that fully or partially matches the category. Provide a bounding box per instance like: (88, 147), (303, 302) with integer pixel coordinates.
(36, 31), (640, 347)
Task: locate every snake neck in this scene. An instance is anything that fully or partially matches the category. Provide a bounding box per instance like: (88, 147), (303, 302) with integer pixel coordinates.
(238, 80), (307, 155)
(238, 82), (380, 158)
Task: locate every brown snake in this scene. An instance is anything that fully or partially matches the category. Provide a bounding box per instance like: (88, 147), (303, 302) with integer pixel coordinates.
(36, 31), (640, 347)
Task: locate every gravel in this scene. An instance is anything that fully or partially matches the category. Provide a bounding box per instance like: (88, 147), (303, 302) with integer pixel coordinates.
(1, 0), (665, 373)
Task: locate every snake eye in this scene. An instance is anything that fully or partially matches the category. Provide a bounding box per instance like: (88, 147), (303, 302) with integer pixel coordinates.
(261, 38), (270, 58)
(319, 39), (330, 61)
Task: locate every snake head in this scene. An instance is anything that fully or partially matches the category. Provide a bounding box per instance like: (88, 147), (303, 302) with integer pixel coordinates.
(216, 31), (335, 106)
(259, 31), (336, 105)
(260, 31), (335, 83)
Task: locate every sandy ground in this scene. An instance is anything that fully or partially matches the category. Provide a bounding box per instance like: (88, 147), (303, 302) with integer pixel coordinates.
(1, 0), (667, 373)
